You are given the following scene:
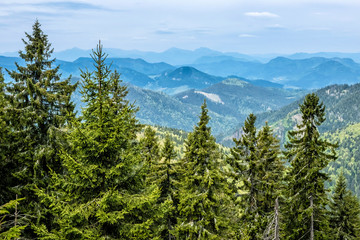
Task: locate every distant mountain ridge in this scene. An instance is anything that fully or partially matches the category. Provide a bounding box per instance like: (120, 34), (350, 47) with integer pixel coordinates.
(2, 50), (360, 90)
(191, 56), (360, 89)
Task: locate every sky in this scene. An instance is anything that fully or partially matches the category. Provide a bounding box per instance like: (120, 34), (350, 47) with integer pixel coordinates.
(1, 0), (360, 54)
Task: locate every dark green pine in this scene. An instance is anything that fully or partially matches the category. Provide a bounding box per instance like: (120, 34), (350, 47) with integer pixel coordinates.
(175, 100), (234, 239)
(230, 114), (259, 214)
(0, 68), (15, 204)
(229, 114), (260, 239)
(283, 93), (337, 240)
(329, 171), (360, 240)
(151, 134), (179, 239)
(35, 43), (164, 239)
(140, 126), (160, 174)
(256, 122), (284, 214)
(3, 20), (76, 236)
(229, 115), (284, 239)
(256, 122), (285, 239)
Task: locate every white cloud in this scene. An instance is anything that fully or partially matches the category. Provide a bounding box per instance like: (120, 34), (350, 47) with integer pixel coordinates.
(244, 12), (279, 18)
(239, 34), (256, 38)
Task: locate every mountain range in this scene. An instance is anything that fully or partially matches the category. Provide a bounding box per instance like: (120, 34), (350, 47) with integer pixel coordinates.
(191, 56), (360, 89)
(2, 53), (360, 91)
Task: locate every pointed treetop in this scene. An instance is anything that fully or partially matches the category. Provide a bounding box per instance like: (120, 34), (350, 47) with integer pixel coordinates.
(199, 99), (210, 126)
(20, 20), (53, 63)
(299, 93), (326, 126)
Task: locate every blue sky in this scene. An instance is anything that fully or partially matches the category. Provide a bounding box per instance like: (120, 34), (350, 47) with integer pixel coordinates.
(1, 0), (360, 54)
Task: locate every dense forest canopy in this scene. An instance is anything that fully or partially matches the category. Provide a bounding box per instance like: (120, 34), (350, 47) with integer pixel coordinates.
(0, 21), (359, 240)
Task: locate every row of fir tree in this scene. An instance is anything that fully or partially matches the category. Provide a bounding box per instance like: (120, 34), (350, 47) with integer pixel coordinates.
(0, 21), (360, 240)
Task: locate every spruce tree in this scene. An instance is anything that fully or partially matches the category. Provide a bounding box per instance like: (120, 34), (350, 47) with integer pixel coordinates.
(35, 43), (165, 239)
(140, 126), (160, 173)
(152, 134), (179, 239)
(229, 116), (284, 239)
(229, 113), (260, 239)
(3, 20), (76, 236)
(257, 122), (284, 215)
(257, 122), (284, 239)
(0, 68), (13, 204)
(175, 101), (234, 239)
(283, 93), (337, 240)
(329, 171), (360, 239)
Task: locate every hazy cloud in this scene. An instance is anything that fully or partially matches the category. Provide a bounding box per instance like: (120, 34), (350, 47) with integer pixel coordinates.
(35, 1), (102, 10)
(1, 1), (360, 54)
(155, 30), (176, 35)
(239, 34), (256, 38)
(244, 12), (279, 18)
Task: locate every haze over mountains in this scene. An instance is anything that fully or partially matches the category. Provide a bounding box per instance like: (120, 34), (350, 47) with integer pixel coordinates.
(1, 46), (360, 137)
(3, 47), (360, 90)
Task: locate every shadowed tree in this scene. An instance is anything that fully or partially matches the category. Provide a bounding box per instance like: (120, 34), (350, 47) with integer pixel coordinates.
(329, 170), (360, 240)
(283, 93), (337, 240)
(229, 116), (284, 239)
(175, 101), (235, 239)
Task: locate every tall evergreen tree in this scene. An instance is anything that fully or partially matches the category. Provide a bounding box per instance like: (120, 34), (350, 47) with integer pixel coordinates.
(4, 20), (76, 236)
(140, 126), (160, 173)
(35, 43), (165, 239)
(175, 101), (234, 239)
(283, 93), (337, 240)
(257, 122), (284, 215)
(329, 170), (360, 239)
(229, 116), (284, 239)
(151, 134), (179, 239)
(256, 122), (284, 239)
(0, 67), (13, 204)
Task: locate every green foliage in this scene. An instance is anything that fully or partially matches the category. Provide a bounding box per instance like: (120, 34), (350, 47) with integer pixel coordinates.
(151, 135), (179, 239)
(254, 84), (360, 197)
(0, 67), (14, 204)
(175, 101), (235, 239)
(2, 20), (76, 237)
(283, 93), (337, 240)
(329, 171), (360, 239)
(228, 115), (284, 239)
(229, 114), (260, 239)
(35, 43), (164, 239)
(0, 198), (26, 239)
(323, 123), (360, 197)
(140, 126), (160, 171)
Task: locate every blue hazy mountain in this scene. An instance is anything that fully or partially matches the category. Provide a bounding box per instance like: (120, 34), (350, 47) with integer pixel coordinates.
(288, 52), (360, 62)
(0, 55), (174, 88)
(32, 47), (257, 65)
(192, 56), (360, 89)
(2, 53), (360, 91)
(154, 66), (223, 89)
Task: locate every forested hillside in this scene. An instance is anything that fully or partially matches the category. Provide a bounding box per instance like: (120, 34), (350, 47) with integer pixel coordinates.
(221, 83), (360, 198)
(1, 21), (359, 240)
